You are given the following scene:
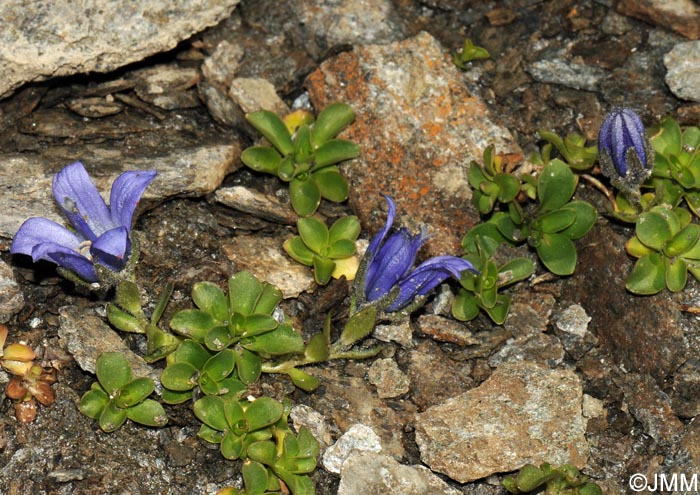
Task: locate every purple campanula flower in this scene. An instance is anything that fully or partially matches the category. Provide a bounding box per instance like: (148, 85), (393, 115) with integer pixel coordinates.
(11, 161), (156, 284)
(360, 196), (477, 312)
(598, 108), (653, 193)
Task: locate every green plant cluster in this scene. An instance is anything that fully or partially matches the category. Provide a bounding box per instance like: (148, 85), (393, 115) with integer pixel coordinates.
(503, 463), (602, 495)
(613, 118), (700, 294)
(241, 103), (360, 217)
(456, 145), (597, 323)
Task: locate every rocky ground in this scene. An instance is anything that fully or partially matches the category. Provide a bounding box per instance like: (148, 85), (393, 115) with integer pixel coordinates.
(1, 0), (700, 494)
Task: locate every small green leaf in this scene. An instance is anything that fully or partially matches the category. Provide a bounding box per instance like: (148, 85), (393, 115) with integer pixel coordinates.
(126, 399), (168, 427)
(242, 460), (270, 495)
(242, 324), (305, 356)
(161, 388), (192, 405)
(115, 377), (154, 408)
(626, 252), (666, 295)
(98, 401), (128, 433)
(284, 236), (315, 266)
(169, 309), (216, 342)
(246, 111), (294, 156)
(246, 397), (284, 431)
(313, 255), (336, 285)
(78, 388), (109, 420)
(296, 427), (320, 458)
(235, 348), (262, 384)
(537, 159), (577, 213)
(171, 339), (211, 369)
(287, 367), (321, 392)
(241, 314), (279, 337)
(115, 281), (142, 317)
(636, 209), (677, 250)
(515, 464), (546, 491)
(498, 258), (535, 287)
(194, 395), (228, 431)
(247, 440), (277, 466)
(107, 303), (144, 333)
(221, 430), (244, 460)
(205, 325), (234, 351)
(293, 124), (313, 165)
(483, 295), (510, 325)
(304, 331), (330, 363)
(241, 146), (283, 175)
(290, 176), (321, 216)
(559, 201), (597, 240)
(192, 282), (228, 322)
(297, 217), (329, 254)
(313, 139), (360, 168)
(535, 208), (576, 234)
(664, 224), (700, 257)
(311, 102), (355, 148)
(626, 236), (654, 258)
(314, 168), (349, 203)
(338, 304), (377, 348)
(203, 349), (236, 382)
(535, 233), (577, 276)
(327, 239), (357, 259)
(494, 173), (520, 203)
(229, 271), (264, 316)
(96, 352), (132, 394)
(462, 223), (509, 254)
(161, 362), (198, 391)
(650, 116), (682, 157)
(329, 215), (361, 243)
(451, 290), (480, 322)
(666, 257), (688, 292)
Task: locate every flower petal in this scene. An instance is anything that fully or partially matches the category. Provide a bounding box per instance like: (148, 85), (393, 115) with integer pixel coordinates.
(91, 226), (131, 272)
(10, 217), (82, 256)
(30, 243), (97, 282)
(52, 161), (114, 239)
(366, 195), (396, 259)
(386, 256), (477, 311)
(365, 228), (427, 302)
(109, 169), (157, 229)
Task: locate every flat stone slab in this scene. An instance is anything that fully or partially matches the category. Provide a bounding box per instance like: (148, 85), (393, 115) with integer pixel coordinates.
(0, 1), (240, 98)
(414, 361), (588, 483)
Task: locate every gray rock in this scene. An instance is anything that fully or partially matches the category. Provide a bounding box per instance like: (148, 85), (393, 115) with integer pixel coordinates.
(372, 320), (413, 348)
(0, 258), (24, 323)
(415, 361), (588, 483)
(0, 1), (240, 98)
(57, 305), (155, 380)
(322, 424), (382, 474)
(229, 77), (289, 115)
(290, 404), (333, 448)
(221, 235), (316, 298)
(215, 186), (298, 225)
(527, 58), (609, 92)
(664, 41), (700, 102)
(300, 0), (405, 47)
(337, 452), (461, 495)
(487, 333), (565, 368)
(0, 144), (240, 241)
(616, 0), (700, 40)
(367, 358), (410, 398)
(201, 40), (244, 87)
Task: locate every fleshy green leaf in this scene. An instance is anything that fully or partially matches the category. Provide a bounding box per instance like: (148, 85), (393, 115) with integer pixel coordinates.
(559, 201), (597, 240)
(235, 348), (262, 384)
(666, 257), (688, 292)
(314, 168), (349, 203)
(498, 258), (535, 287)
(626, 252), (666, 295)
(221, 430), (244, 460)
(241, 146), (283, 175)
(313, 139), (360, 168)
(126, 399), (168, 427)
(494, 173), (521, 203)
(192, 282), (229, 322)
(115, 377), (154, 408)
(664, 224), (700, 257)
(99, 401), (128, 432)
(242, 460), (270, 494)
(107, 303), (144, 333)
(96, 352), (132, 394)
(535, 208), (576, 234)
(245, 397), (284, 432)
(290, 175), (321, 216)
(284, 236), (315, 266)
(636, 209), (677, 250)
(452, 290), (480, 322)
(203, 349), (236, 382)
(313, 255), (336, 285)
(535, 233), (577, 276)
(246, 111), (294, 156)
(169, 309), (216, 341)
(287, 367), (321, 392)
(78, 388), (109, 420)
(537, 159), (577, 213)
(194, 395), (228, 431)
(328, 215), (361, 243)
(327, 239), (357, 259)
(161, 362), (199, 392)
(115, 281), (142, 317)
(297, 217), (329, 254)
(241, 324), (305, 356)
(311, 102), (355, 148)
(338, 304), (377, 348)
(247, 440), (277, 466)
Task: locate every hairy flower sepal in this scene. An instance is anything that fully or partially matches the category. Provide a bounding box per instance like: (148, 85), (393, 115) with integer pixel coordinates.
(78, 352), (167, 432)
(10, 162), (156, 288)
(625, 205), (700, 294)
(284, 215), (361, 285)
(241, 102), (360, 216)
